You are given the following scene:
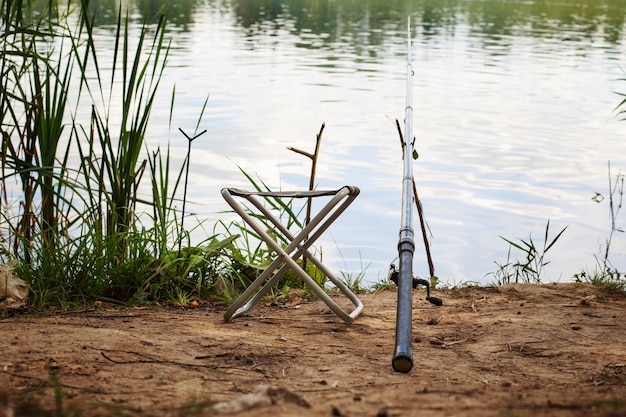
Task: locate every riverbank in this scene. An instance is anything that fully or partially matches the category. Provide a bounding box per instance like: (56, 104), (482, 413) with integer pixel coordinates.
(1, 283), (625, 416)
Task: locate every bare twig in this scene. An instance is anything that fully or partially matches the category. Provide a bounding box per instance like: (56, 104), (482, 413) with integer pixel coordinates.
(100, 350), (215, 369)
(287, 122), (325, 271)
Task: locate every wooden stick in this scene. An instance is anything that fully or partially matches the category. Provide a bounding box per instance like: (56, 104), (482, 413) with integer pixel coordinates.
(287, 122), (325, 273)
(395, 119), (435, 278)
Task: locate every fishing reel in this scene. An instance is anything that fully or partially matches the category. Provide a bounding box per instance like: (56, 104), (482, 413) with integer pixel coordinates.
(388, 264), (443, 306)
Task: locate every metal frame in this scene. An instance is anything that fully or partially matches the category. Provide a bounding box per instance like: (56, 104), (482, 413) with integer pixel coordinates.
(221, 185), (364, 322)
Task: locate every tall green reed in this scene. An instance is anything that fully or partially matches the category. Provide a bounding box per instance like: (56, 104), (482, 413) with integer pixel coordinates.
(0, 0), (234, 307)
(1, 0), (78, 263)
(79, 3), (169, 251)
(0, 0), (360, 309)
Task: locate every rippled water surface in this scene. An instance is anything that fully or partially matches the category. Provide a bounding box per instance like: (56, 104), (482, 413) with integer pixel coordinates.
(94, 0), (626, 285)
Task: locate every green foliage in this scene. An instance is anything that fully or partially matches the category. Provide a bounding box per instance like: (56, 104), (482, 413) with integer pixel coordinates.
(0, 0), (237, 308)
(573, 258), (626, 294)
(78, 3), (169, 250)
(1, 0), (76, 263)
(334, 248), (370, 295)
(337, 269), (369, 295)
(0, 0), (368, 310)
(489, 220), (567, 285)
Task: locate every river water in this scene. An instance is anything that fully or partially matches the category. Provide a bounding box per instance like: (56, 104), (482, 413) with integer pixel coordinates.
(92, 0), (626, 286)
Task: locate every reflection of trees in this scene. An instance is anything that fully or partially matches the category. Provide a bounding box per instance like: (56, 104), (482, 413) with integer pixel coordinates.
(227, 0), (455, 55)
(463, 0), (625, 42)
(80, 0), (118, 26)
(231, 0), (285, 29)
(135, 0), (200, 27)
(82, 0), (201, 28)
(227, 0), (624, 49)
(82, 0), (624, 51)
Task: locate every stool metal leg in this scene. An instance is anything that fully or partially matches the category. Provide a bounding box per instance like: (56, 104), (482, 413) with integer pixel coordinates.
(222, 186), (363, 322)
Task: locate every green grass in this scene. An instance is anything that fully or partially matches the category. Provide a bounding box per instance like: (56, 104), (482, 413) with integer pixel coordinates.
(489, 220), (567, 285)
(3, 0), (625, 312)
(0, 0), (236, 308)
(0, 0), (364, 309)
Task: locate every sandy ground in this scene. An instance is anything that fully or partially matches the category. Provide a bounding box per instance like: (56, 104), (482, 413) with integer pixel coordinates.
(1, 283), (626, 416)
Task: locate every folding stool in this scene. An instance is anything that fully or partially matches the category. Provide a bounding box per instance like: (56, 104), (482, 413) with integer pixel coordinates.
(221, 185), (364, 322)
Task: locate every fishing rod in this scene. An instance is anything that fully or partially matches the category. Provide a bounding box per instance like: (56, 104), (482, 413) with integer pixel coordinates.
(392, 17), (442, 374)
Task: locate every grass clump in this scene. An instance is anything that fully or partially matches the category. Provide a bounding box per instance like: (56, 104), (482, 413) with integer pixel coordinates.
(0, 0), (238, 309)
(489, 220), (567, 285)
(0, 0), (359, 311)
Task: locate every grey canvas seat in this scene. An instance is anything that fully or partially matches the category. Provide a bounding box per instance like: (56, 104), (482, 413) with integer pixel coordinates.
(221, 185), (363, 322)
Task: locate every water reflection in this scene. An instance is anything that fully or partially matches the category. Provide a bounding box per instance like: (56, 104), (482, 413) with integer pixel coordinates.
(83, 0), (625, 49)
(76, 0), (626, 285)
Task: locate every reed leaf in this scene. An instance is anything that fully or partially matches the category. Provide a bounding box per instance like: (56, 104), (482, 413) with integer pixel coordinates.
(81, 5), (169, 250)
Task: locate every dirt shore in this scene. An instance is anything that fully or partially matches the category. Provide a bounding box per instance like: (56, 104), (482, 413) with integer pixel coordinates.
(1, 283), (626, 416)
